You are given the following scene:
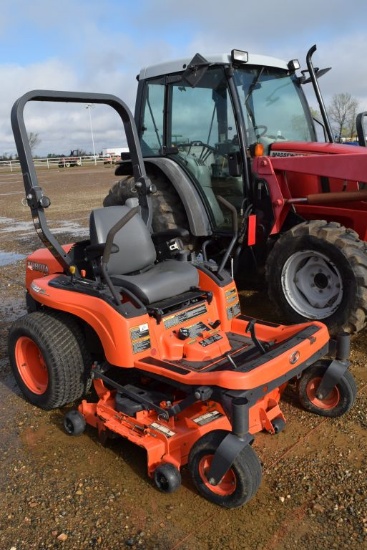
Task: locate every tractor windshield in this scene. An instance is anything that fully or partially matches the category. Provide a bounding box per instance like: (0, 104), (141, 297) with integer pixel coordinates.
(233, 66), (315, 147)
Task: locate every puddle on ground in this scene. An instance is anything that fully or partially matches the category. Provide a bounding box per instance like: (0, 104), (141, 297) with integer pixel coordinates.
(51, 221), (89, 237)
(0, 217), (33, 233)
(0, 216), (88, 239)
(0, 251), (26, 266)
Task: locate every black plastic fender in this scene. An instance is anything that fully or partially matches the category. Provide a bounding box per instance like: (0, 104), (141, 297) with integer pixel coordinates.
(116, 156), (213, 237)
(207, 432), (254, 486)
(315, 359), (350, 400)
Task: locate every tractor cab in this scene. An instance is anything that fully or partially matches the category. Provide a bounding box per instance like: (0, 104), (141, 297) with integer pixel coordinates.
(130, 47), (324, 232)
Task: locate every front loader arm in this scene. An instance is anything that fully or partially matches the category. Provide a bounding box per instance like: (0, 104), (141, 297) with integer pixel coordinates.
(252, 152), (367, 235)
(268, 151), (367, 183)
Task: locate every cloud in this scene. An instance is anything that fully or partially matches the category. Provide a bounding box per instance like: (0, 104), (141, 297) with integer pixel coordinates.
(1, 0), (367, 156)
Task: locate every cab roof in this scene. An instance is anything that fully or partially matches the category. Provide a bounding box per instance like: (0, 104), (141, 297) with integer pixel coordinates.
(138, 52), (289, 80)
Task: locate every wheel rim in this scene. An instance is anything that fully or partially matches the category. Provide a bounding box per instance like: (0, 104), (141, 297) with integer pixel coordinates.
(64, 417), (75, 434)
(15, 336), (48, 394)
(156, 473), (169, 491)
(281, 249), (343, 319)
(198, 455), (236, 496)
(305, 376), (340, 409)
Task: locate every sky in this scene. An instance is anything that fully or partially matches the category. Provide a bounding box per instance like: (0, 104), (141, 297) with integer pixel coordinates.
(1, 0), (367, 157)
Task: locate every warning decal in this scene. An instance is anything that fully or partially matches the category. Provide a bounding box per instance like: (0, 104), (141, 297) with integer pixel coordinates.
(227, 301), (241, 319)
(150, 422), (175, 438)
(130, 323), (151, 354)
(225, 287), (238, 302)
(193, 410), (223, 426)
(164, 304), (207, 329)
(199, 333), (223, 347)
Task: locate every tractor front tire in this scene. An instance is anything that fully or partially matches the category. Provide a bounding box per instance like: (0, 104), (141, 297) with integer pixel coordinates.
(188, 430), (262, 508)
(8, 311), (92, 410)
(266, 220), (367, 335)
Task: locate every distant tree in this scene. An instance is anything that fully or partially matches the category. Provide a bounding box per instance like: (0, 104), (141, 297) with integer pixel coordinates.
(328, 93), (359, 141)
(309, 106), (322, 120)
(346, 100), (358, 140)
(28, 132), (41, 154)
(0, 153), (13, 160)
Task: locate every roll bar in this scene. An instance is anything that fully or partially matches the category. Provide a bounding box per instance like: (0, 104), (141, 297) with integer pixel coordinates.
(11, 90), (153, 271)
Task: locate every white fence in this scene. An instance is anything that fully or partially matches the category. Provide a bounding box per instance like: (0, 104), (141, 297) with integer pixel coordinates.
(0, 155), (116, 172)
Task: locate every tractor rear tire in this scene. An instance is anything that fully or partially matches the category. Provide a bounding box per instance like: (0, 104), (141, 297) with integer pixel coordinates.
(188, 430), (262, 508)
(103, 173), (189, 233)
(266, 220), (367, 335)
(8, 311), (92, 410)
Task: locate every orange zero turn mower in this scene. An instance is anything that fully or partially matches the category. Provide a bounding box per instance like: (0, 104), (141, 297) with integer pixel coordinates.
(8, 91), (357, 508)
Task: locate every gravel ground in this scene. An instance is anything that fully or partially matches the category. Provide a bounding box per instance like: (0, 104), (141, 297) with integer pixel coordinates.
(0, 166), (366, 550)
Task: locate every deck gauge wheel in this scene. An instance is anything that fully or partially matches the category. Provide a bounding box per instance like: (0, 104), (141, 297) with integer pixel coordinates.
(64, 410), (86, 436)
(153, 463), (182, 493)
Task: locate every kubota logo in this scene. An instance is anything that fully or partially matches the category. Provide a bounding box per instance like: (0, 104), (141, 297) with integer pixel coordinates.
(289, 351), (300, 364)
(27, 261), (49, 274)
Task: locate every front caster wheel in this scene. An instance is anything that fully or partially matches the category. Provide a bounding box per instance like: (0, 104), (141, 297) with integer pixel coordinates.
(297, 365), (357, 417)
(64, 410), (86, 436)
(153, 463), (181, 493)
(188, 430), (262, 508)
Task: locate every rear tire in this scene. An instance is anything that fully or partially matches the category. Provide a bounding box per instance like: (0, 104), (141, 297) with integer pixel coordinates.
(8, 311), (92, 409)
(188, 430), (262, 508)
(266, 220), (367, 335)
(103, 172), (190, 233)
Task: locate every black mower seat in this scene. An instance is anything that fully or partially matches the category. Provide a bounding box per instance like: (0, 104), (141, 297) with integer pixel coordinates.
(89, 205), (199, 305)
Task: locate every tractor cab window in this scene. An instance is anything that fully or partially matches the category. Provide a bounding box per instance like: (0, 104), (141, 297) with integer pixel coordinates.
(171, 70), (243, 230)
(234, 66), (315, 150)
(140, 67), (244, 231)
(140, 81), (165, 155)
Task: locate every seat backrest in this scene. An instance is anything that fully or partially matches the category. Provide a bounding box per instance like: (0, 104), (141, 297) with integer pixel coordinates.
(90, 205), (156, 275)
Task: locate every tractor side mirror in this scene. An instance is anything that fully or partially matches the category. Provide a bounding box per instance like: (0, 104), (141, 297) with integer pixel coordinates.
(182, 53), (210, 88)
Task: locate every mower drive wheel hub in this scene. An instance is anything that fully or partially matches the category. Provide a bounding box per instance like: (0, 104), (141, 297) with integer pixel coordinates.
(281, 250), (343, 319)
(15, 336), (48, 394)
(306, 376), (340, 410)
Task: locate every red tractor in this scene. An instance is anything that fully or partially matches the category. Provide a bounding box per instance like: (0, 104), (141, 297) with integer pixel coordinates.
(104, 45), (367, 336)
